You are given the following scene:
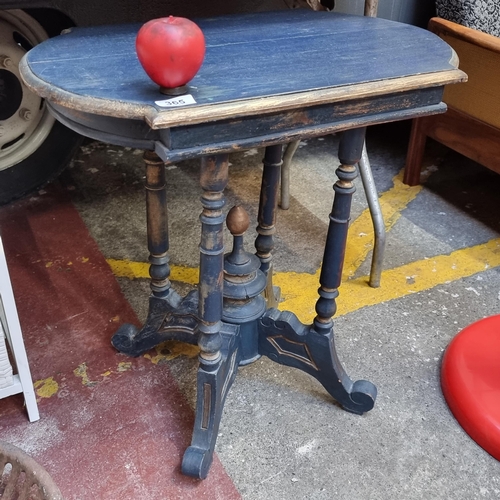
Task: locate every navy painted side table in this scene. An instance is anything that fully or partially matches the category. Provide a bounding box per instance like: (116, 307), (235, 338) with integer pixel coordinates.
(20, 10), (465, 479)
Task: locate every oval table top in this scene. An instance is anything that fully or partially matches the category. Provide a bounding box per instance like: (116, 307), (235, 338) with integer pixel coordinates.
(20, 10), (465, 130)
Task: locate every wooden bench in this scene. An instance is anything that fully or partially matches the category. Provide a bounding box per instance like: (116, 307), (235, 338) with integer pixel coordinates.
(404, 17), (500, 185)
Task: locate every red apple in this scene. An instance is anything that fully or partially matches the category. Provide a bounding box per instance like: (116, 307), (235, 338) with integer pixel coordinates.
(136, 16), (205, 91)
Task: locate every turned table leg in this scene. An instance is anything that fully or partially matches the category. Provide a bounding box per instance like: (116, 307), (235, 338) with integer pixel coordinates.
(182, 154), (239, 479)
(144, 150), (172, 298)
(314, 128), (367, 333)
(196, 154), (228, 369)
(111, 151), (196, 355)
(256, 145), (283, 308)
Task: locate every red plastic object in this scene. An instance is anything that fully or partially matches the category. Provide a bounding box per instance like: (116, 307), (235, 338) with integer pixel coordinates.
(441, 315), (500, 460)
(136, 16), (205, 90)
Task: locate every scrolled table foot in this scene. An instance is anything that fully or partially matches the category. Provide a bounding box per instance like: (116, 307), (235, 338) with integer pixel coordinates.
(349, 379), (377, 413)
(182, 326), (241, 479)
(111, 289), (200, 356)
(111, 323), (142, 356)
(258, 308), (377, 415)
(181, 446), (213, 480)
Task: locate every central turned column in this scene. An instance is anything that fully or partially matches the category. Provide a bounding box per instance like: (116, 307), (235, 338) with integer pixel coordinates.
(223, 206), (267, 365)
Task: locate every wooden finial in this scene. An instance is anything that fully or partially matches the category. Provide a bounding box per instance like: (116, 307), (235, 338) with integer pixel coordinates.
(226, 206), (250, 236)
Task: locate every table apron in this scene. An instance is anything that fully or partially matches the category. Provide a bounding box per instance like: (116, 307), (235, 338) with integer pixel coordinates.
(48, 104), (159, 151)
(49, 86), (445, 164)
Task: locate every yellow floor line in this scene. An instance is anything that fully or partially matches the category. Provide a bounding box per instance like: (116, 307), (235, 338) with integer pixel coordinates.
(276, 238), (500, 322)
(107, 168), (500, 327)
(343, 171), (422, 278)
(107, 237), (500, 324)
(108, 168), (420, 287)
(107, 259), (199, 285)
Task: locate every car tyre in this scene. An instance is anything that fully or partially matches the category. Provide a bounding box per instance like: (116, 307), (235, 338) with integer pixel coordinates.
(0, 9), (82, 205)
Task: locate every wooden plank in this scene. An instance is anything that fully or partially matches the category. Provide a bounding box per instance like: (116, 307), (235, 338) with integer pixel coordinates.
(429, 17), (500, 55)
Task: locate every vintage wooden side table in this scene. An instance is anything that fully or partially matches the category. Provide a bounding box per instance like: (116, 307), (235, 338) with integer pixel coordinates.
(19, 10), (465, 479)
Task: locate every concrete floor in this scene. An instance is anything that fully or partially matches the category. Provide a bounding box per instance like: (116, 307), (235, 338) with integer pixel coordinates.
(2, 122), (500, 498)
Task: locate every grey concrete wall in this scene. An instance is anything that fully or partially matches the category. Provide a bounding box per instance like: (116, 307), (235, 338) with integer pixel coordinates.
(1, 0), (435, 26)
(0, 0), (289, 26)
(335, 0), (436, 26)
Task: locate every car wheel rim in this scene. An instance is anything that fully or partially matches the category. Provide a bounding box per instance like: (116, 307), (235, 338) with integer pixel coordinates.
(0, 9), (55, 172)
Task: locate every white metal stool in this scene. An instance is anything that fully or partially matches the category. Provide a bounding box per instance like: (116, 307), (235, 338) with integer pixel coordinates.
(0, 235), (39, 422)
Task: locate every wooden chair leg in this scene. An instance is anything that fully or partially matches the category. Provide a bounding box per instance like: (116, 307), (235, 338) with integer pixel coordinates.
(404, 117), (428, 186)
(364, 0), (379, 17)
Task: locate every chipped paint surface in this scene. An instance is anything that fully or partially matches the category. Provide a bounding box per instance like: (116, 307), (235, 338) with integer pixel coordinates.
(74, 362), (98, 387)
(34, 377), (59, 398)
(144, 340), (199, 365)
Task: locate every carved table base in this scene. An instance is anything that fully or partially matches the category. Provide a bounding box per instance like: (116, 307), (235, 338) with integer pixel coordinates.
(111, 129), (377, 479)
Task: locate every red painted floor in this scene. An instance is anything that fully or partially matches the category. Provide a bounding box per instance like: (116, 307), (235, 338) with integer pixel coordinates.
(0, 186), (240, 499)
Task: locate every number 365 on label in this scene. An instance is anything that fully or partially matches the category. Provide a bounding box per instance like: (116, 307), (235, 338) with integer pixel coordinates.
(155, 94), (197, 107)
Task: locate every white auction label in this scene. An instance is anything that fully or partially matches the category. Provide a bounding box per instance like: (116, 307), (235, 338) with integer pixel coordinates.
(155, 94), (197, 107)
